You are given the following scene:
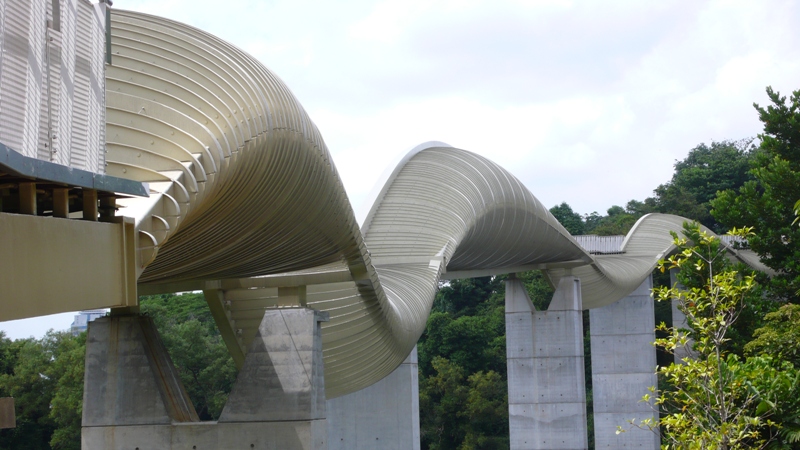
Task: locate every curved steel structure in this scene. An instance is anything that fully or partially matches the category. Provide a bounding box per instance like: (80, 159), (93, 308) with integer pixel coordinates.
(108, 10), (766, 397)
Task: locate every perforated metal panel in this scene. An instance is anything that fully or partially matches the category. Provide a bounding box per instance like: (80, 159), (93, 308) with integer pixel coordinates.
(0, 0), (106, 174)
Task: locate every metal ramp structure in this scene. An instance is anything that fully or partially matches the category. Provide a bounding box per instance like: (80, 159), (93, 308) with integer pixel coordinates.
(0, 3), (768, 449)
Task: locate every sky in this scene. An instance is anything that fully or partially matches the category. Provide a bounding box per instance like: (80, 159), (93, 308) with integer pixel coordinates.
(4, 0), (800, 339)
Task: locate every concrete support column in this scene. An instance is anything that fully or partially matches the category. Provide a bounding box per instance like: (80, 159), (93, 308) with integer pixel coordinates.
(506, 274), (588, 450)
(82, 308), (329, 450)
(327, 347), (420, 450)
(670, 269), (693, 363)
(590, 276), (659, 449)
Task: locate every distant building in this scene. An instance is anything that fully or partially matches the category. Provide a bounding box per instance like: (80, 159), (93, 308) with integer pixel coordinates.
(70, 310), (107, 335)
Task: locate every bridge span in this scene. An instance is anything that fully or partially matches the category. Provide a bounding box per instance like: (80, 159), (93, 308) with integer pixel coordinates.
(0, 3), (767, 449)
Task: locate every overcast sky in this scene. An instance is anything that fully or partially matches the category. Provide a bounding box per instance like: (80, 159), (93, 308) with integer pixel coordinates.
(4, 0), (799, 339)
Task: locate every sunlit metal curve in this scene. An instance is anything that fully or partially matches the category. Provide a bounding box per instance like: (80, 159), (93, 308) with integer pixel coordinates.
(109, 10), (766, 397)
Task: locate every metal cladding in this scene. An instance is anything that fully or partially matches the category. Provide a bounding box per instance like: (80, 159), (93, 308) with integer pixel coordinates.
(0, 0), (107, 173)
(108, 10), (768, 397)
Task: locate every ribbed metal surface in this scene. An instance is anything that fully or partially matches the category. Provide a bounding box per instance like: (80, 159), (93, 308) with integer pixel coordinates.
(0, 0), (105, 173)
(106, 10), (768, 396)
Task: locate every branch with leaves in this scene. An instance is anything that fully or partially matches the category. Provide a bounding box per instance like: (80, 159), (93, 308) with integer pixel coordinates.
(620, 223), (778, 450)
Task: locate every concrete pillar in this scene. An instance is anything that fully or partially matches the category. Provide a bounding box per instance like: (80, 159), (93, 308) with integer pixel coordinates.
(590, 276), (659, 449)
(82, 308), (329, 450)
(327, 347), (420, 450)
(506, 274), (588, 450)
(670, 269), (693, 363)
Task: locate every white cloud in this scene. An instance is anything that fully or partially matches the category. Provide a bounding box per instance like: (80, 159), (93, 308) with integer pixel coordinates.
(112, 0), (800, 216)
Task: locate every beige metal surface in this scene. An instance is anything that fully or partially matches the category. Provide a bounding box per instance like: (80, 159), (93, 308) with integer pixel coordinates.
(96, 10), (771, 397)
(0, 213), (137, 320)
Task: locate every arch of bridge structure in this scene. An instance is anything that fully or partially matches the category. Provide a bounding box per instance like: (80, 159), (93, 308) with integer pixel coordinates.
(5, 7), (754, 399)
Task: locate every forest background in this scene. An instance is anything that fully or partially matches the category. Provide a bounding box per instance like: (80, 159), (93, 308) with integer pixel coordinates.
(1, 88), (799, 449)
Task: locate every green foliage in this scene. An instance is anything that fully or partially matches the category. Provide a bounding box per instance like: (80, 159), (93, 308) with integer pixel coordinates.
(47, 333), (85, 450)
(745, 304), (800, 371)
(587, 205), (641, 235)
(140, 293), (237, 420)
(626, 223), (787, 449)
(0, 331), (85, 450)
(549, 202), (585, 235)
(712, 87), (800, 300)
(419, 357), (509, 450)
(649, 141), (756, 233)
(433, 277), (502, 318)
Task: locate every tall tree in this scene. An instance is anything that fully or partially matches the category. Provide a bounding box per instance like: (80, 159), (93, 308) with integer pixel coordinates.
(549, 202), (585, 235)
(650, 140), (756, 233)
(627, 223), (792, 448)
(713, 87), (800, 300)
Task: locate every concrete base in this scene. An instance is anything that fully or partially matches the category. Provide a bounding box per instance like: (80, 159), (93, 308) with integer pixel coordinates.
(590, 277), (660, 449)
(82, 309), (329, 450)
(82, 421), (327, 449)
(326, 347), (420, 450)
(506, 275), (588, 450)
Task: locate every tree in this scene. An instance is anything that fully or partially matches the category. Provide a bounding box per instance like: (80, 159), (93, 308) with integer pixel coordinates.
(588, 205), (640, 235)
(626, 223), (781, 449)
(745, 304), (800, 368)
(47, 333), (85, 450)
(713, 87), (800, 300)
(140, 293), (238, 420)
(549, 202), (585, 235)
(0, 331), (86, 450)
(744, 304), (800, 447)
(649, 141), (756, 233)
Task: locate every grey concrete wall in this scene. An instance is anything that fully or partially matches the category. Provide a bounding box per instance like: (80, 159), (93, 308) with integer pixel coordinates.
(82, 315), (198, 428)
(83, 309), (330, 450)
(220, 308), (328, 423)
(327, 347), (420, 450)
(506, 275), (588, 450)
(670, 269), (694, 363)
(590, 276), (660, 449)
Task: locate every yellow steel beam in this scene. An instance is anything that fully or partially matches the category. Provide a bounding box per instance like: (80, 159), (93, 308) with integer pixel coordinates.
(0, 213), (137, 321)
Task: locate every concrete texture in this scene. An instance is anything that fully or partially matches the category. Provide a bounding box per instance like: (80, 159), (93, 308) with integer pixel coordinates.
(82, 315), (198, 428)
(506, 275), (588, 450)
(670, 269), (694, 363)
(590, 276), (660, 449)
(82, 421), (327, 450)
(82, 309), (330, 450)
(220, 308), (329, 422)
(327, 347), (420, 450)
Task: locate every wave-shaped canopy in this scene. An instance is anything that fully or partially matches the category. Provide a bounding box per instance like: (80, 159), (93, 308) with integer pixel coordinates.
(109, 10), (766, 397)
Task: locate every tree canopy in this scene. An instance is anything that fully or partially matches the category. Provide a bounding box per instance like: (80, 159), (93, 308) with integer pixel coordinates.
(713, 87), (800, 300)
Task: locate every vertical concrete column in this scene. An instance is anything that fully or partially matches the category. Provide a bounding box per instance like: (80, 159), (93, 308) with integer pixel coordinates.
(506, 274), (588, 450)
(327, 347), (420, 450)
(590, 276), (659, 449)
(670, 269), (693, 363)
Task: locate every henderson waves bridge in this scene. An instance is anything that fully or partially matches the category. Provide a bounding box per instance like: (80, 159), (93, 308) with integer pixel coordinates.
(0, 3), (768, 450)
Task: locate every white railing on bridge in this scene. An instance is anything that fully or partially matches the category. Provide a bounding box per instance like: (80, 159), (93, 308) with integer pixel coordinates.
(573, 235), (625, 254)
(574, 233), (748, 255)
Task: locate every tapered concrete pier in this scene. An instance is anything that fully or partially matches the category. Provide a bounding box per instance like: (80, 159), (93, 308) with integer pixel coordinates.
(506, 275), (588, 450)
(82, 308), (329, 450)
(590, 276), (659, 449)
